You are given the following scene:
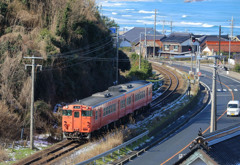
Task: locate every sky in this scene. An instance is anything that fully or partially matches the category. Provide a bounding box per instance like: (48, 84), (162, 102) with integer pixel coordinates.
(96, 0), (240, 35)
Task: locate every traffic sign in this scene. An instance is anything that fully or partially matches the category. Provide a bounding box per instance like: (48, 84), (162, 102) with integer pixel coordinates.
(197, 72), (202, 77)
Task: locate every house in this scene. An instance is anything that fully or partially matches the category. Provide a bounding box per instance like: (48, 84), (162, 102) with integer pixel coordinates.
(160, 32), (200, 58)
(135, 35), (166, 57)
(202, 41), (240, 56)
(232, 35), (240, 41)
(174, 124), (240, 165)
(119, 27), (162, 48)
(199, 35), (229, 55)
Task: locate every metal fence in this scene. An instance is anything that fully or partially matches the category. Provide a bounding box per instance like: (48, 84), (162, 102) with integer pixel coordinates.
(76, 131), (149, 165)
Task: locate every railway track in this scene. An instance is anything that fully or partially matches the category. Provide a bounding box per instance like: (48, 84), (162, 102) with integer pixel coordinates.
(151, 63), (180, 108)
(14, 140), (86, 165)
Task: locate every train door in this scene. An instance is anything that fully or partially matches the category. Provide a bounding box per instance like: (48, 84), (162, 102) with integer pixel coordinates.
(73, 110), (81, 131)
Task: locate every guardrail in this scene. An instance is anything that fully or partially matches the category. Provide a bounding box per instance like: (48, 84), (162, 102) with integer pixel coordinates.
(76, 130), (149, 165)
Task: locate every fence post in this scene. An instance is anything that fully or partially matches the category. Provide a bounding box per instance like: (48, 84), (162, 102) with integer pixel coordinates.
(12, 141), (15, 151)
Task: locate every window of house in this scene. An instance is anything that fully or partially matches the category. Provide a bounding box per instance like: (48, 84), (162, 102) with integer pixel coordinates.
(173, 45), (179, 51)
(164, 45), (170, 51)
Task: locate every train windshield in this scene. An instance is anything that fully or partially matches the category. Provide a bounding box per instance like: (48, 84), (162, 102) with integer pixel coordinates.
(228, 104), (238, 108)
(62, 110), (72, 116)
(82, 110), (92, 117)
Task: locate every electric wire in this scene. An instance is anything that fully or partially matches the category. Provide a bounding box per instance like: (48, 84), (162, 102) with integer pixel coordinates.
(39, 46), (115, 72)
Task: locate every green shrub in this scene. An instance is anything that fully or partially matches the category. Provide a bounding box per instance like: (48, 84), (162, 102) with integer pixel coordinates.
(234, 63), (240, 73)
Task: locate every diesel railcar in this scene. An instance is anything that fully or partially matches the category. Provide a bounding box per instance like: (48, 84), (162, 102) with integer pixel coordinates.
(62, 81), (152, 139)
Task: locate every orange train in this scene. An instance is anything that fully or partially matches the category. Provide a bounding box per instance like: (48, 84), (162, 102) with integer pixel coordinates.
(62, 81), (152, 139)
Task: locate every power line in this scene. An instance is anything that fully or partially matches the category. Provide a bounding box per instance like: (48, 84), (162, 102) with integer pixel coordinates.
(40, 47), (115, 72)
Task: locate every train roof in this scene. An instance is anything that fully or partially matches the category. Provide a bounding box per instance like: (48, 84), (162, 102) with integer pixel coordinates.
(71, 80), (152, 108)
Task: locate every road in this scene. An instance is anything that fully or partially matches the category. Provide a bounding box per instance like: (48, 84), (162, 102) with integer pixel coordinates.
(127, 62), (240, 165)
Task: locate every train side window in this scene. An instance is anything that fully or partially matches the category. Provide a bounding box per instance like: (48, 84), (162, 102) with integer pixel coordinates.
(74, 112), (79, 118)
(82, 110), (92, 117)
(95, 111), (98, 120)
(104, 108), (106, 116)
(149, 88), (152, 96)
(127, 97), (131, 105)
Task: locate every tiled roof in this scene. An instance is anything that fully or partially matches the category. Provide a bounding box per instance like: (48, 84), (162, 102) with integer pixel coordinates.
(120, 27), (162, 44)
(206, 135), (240, 165)
(161, 32), (191, 43)
(205, 41), (240, 53)
(174, 124), (240, 165)
(199, 35), (229, 44)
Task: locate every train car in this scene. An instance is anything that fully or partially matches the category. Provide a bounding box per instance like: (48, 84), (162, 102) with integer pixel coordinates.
(62, 80), (152, 139)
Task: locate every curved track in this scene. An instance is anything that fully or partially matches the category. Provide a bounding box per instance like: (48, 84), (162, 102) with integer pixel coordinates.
(151, 64), (180, 108)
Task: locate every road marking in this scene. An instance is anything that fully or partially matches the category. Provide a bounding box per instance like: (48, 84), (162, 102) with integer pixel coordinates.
(161, 73), (234, 165)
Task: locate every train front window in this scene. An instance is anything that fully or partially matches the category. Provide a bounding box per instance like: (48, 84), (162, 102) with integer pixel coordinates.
(62, 110), (72, 116)
(82, 110), (92, 117)
(74, 112), (79, 118)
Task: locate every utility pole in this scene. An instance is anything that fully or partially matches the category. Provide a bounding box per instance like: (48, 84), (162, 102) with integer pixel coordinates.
(24, 55), (43, 150)
(162, 20), (165, 34)
(116, 27), (119, 84)
(219, 25), (221, 59)
(210, 54), (217, 132)
(231, 16), (234, 40)
(145, 25), (147, 59)
(210, 26), (222, 133)
(191, 35), (193, 73)
(170, 20), (173, 33)
(139, 33), (142, 70)
(153, 9), (157, 57)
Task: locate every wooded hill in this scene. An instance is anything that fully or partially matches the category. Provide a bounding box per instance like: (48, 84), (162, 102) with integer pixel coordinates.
(0, 0), (124, 140)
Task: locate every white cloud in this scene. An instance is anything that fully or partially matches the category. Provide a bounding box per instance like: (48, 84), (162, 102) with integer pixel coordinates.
(122, 15), (132, 17)
(139, 10), (155, 14)
(143, 15), (155, 19)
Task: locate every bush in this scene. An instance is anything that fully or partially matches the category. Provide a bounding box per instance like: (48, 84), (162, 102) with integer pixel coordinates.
(234, 64), (240, 73)
(127, 53), (152, 80)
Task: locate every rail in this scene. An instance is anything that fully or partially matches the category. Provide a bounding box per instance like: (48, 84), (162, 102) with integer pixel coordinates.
(151, 64), (180, 108)
(76, 131), (149, 165)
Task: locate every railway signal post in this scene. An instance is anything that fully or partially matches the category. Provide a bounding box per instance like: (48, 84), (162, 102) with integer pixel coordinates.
(24, 55), (43, 150)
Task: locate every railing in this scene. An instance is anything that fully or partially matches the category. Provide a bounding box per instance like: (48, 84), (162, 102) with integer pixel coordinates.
(76, 131), (149, 165)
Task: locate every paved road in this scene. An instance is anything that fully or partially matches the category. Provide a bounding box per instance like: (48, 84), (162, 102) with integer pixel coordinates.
(127, 62), (240, 165)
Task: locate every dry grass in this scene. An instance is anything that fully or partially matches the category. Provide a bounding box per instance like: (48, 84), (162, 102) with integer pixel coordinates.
(0, 101), (21, 140)
(61, 131), (124, 164)
(0, 147), (9, 163)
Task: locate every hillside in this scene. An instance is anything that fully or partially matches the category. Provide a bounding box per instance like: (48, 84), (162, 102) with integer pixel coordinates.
(0, 0), (123, 140)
